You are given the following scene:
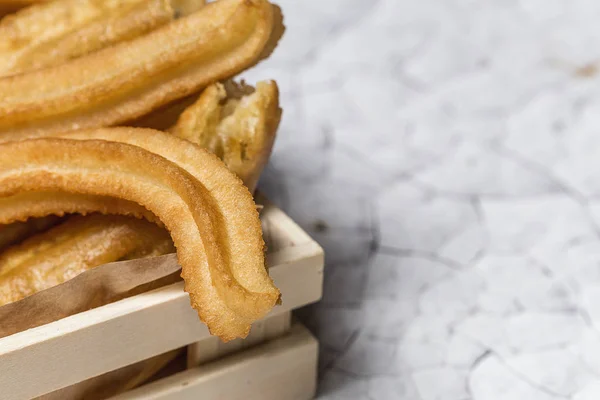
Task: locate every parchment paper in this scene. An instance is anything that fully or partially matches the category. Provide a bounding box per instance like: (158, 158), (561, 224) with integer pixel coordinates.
(0, 253), (181, 339)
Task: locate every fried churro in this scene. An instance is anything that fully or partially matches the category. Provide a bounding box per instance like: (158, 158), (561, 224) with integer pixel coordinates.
(0, 0), (207, 76)
(0, 127), (280, 340)
(0, 214), (174, 306)
(0, 0), (278, 141)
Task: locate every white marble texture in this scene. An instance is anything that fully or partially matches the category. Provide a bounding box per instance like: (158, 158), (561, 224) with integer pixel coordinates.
(242, 0), (600, 398)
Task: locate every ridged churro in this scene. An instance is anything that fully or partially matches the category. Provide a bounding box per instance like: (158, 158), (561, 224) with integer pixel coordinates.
(0, 0), (207, 76)
(0, 0), (278, 141)
(0, 128), (280, 340)
(0, 192), (158, 224)
(0, 214), (174, 306)
(1, 0), (164, 74)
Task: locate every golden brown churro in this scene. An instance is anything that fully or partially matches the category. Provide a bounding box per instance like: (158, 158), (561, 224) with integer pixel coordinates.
(0, 192), (158, 224)
(0, 127), (280, 340)
(0, 0), (164, 74)
(170, 80), (281, 192)
(0, 214), (174, 306)
(0, 0), (278, 140)
(0, 0), (207, 76)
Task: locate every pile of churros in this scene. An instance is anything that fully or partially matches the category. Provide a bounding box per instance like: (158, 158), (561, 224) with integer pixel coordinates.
(0, 0), (285, 341)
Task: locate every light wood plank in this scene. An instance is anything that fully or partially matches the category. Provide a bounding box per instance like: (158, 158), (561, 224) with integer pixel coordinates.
(112, 323), (318, 400)
(185, 337), (219, 368)
(262, 310), (292, 339)
(259, 195), (314, 248)
(186, 311), (292, 368)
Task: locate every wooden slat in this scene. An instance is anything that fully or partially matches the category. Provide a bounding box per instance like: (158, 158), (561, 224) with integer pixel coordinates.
(261, 310), (292, 342)
(258, 195), (314, 249)
(1, 233), (323, 398)
(186, 311), (292, 367)
(111, 323), (318, 400)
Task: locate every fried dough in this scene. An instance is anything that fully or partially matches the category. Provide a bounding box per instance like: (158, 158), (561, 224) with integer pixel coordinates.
(0, 214), (174, 306)
(0, 0), (278, 140)
(0, 128), (280, 340)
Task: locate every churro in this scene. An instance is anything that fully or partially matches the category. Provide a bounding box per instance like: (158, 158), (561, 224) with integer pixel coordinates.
(0, 0), (278, 140)
(0, 127), (280, 340)
(0, 0), (207, 76)
(0, 214), (174, 306)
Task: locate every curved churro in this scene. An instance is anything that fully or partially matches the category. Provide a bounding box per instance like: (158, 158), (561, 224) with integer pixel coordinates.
(0, 214), (174, 306)
(0, 0), (166, 75)
(0, 0), (278, 141)
(0, 128), (280, 340)
(0, 0), (207, 76)
(170, 80), (281, 192)
(0, 192), (158, 224)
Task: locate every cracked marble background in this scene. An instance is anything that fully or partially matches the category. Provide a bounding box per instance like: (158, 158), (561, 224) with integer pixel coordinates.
(242, 0), (600, 398)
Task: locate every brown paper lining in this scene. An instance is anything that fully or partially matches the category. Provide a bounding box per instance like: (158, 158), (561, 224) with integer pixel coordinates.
(0, 253), (182, 339)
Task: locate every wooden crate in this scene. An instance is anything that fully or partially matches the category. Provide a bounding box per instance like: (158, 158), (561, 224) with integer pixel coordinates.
(0, 201), (324, 400)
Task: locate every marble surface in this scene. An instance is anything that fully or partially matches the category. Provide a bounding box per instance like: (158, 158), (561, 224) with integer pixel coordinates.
(242, 0), (600, 398)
